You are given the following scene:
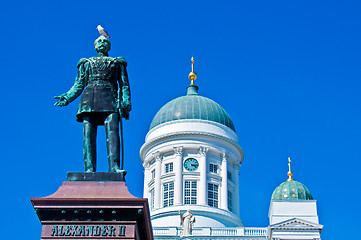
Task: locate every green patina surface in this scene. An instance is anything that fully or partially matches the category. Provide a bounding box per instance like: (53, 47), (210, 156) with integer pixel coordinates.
(150, 85), (235, 131)
(54, 35), (131, 173)
(272, 179), (313, 200)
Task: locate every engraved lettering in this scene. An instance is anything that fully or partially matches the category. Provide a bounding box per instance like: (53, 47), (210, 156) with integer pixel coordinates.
(71, 225), (78, 236)
(94, 226), (101, 236)
(86, 225), (94, 236)
(59, 226), (66, 236)
(51, 225), (58, 236)
(119, 225), (126, 236)
(65, 226), (72, 236)
(77, 225), (85, 236)
(50, 225), (123, 238)
(109, 226), (116, 236)
(101, 226), (109, 236)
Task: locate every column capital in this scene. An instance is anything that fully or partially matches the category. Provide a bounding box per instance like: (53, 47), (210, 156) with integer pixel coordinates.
(221, 152), (228, 161)
(173, 146), (183, 156)
(144, 162), (150, 170)
(199, 146), (209, 156)
(234, 162), (241, 169)
(153, 151), (163, 162)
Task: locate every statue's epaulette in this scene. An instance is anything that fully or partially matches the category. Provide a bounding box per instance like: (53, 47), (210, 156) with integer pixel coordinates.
(77, 58), (88, 68)
(114, 57), (127, 67)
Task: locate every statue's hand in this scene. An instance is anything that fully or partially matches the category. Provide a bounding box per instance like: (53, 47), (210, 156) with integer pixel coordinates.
(54, 95), (68, 107)
(120, 101), (131, 120)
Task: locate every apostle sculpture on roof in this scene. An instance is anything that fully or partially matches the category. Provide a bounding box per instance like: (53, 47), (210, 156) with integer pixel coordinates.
(179, 210), (196, 236)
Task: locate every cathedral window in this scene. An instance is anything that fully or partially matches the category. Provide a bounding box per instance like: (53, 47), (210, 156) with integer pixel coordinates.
(150, 188), (155, 210)
(184, 180), (197, 204)
(165, 163), (173, 173)
(163, 182), (174, 207)
(208, 183), (219, 208)
(228, 190), (233, 212)
(227, 171), (232, 180)
(209, 163), (218, 173)
(151, 169), (155, 179)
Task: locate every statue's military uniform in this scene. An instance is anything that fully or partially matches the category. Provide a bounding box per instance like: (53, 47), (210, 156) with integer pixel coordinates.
(61, 56), (130, 172)
(64, 56), (130, 123)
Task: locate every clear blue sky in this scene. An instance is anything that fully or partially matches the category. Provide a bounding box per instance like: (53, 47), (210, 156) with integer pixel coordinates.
(1, 1), (360, 239)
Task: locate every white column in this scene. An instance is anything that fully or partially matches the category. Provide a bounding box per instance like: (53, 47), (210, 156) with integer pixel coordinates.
(221, 152), (228, 210)
(153, 152), (162, 209)
(235, 163), (241, 216)
(174, 146), (183, 205)
(199, 146), (209, 206)
(143, 163), (150, 199)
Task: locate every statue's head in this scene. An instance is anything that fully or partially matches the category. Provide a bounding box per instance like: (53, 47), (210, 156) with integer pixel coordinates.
(94, 36), (111, 54)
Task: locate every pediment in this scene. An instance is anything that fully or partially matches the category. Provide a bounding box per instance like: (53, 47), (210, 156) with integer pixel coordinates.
(270, 218), (323, 230)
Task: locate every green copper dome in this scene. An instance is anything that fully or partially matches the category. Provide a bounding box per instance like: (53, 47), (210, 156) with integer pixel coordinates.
(150, 85), (235, 131)
(271, 179), (313, 200)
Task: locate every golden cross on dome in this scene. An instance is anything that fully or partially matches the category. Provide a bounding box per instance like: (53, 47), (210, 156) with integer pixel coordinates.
(188, 57), (197, 85)
(287, 157), (294, 181)
(191, 57), (194, 72)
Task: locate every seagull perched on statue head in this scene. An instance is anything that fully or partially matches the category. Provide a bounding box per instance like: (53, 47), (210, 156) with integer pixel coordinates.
(97, 25), (111, 38)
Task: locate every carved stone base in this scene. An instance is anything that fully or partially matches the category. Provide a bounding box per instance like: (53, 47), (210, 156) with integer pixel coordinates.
(31, 172), (153, 240)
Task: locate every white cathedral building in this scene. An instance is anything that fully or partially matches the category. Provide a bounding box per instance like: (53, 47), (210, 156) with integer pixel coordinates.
(140, 59), (323, 239)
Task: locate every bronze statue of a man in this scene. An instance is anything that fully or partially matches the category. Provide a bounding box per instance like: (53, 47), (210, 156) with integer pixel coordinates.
(54, 36), (131, 173)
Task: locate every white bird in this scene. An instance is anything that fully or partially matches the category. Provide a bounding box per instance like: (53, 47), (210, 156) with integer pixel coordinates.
(97, 25), (111, 38)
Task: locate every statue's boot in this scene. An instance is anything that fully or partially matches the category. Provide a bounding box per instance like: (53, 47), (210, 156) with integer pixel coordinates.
(105, 113), (121, 173)
(83, 116), (97, 172)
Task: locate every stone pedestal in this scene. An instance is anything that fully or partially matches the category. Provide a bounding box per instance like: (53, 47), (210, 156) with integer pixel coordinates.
(31, 172), (153, 240)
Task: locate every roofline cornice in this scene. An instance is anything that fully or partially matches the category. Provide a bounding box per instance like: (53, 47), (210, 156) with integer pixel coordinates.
(146, 119), (238, 142)
(140, 131), (244, 163)
(269, 218), (323, 231)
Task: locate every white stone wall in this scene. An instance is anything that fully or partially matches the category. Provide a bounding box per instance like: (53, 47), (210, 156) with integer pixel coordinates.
(269, 200), (319, 225)
(268, 200), (322, 239)
(140, 119), (244, 228)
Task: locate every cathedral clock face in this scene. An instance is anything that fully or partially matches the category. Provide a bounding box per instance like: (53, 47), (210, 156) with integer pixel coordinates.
(184, 158), (199, 171)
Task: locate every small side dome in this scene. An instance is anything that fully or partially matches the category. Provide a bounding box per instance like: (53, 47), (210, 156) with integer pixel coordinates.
(271, 180), (313, 200)
(149, 85), (236, 131)
(272, 157), (313, 200)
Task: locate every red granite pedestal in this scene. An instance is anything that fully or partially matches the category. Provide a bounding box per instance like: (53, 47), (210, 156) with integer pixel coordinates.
(31, 172), (153, 240)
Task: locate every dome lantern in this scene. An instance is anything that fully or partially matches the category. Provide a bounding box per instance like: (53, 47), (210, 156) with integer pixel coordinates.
(188, 57), (197, 85)
(149, 58), (235, 131)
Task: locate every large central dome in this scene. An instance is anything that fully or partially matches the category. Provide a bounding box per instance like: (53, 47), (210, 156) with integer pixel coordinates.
(149, 85), (235, 131)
